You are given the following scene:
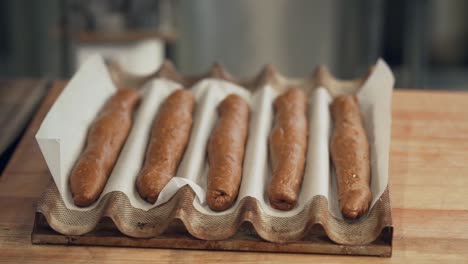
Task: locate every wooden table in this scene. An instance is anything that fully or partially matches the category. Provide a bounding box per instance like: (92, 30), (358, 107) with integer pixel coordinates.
(1, 81), (467, 263)
(0, 79), (49, 169)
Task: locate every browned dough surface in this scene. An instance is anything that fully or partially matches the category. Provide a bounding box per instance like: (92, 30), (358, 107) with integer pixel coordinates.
(330, 95), (372, 219)
(268, 88), (308, 211)
(207, 94), (250, 211)
(70, 88), (140, 207)
(136, 89), (195, 204)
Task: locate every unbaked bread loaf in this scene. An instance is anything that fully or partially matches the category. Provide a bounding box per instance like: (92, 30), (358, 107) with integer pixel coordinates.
(136, 89), (195, 203)
(207, 94), (250, 211)
(330, 95), (372, 219)
(268, 88), (308, 211)
(70, 88), (140, 207)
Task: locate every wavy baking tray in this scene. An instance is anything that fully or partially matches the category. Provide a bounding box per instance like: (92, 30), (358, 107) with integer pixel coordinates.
(34, 58), (394, 251)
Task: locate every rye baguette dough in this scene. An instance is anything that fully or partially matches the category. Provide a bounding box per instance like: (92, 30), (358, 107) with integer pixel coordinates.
(136, 89), (195, 204)
(330, 95), (372, 219)
(207, 94), (250, 211)
(70, 88), (141, 207)
(268, 88), (308, 211)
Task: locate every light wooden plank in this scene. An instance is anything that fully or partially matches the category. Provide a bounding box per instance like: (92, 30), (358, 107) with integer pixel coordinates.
(0, 237), (467, 264)
(1, 84), (468, 262)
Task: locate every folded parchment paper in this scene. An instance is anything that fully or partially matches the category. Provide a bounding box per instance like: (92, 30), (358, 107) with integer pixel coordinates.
(36, 55), (394, 220)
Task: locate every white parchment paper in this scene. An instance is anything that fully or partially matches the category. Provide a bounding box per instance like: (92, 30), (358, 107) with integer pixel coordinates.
(36, 55), (394, 218)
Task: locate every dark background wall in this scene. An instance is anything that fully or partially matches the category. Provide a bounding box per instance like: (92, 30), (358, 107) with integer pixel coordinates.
(1, 0), (468, 89)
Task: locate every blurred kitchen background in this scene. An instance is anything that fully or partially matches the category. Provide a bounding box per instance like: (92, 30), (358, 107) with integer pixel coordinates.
(1, 0), (468, 89)
(1, 0), (468, 171)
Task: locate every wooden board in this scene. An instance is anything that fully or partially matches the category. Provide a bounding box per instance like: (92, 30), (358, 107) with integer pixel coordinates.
(1, 81), (468, 262)
(31, 213), (392, 257)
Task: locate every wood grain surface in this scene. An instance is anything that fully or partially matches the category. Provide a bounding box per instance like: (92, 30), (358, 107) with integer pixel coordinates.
(1, 82), (468, 263)
(0, 79), (49, 159)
